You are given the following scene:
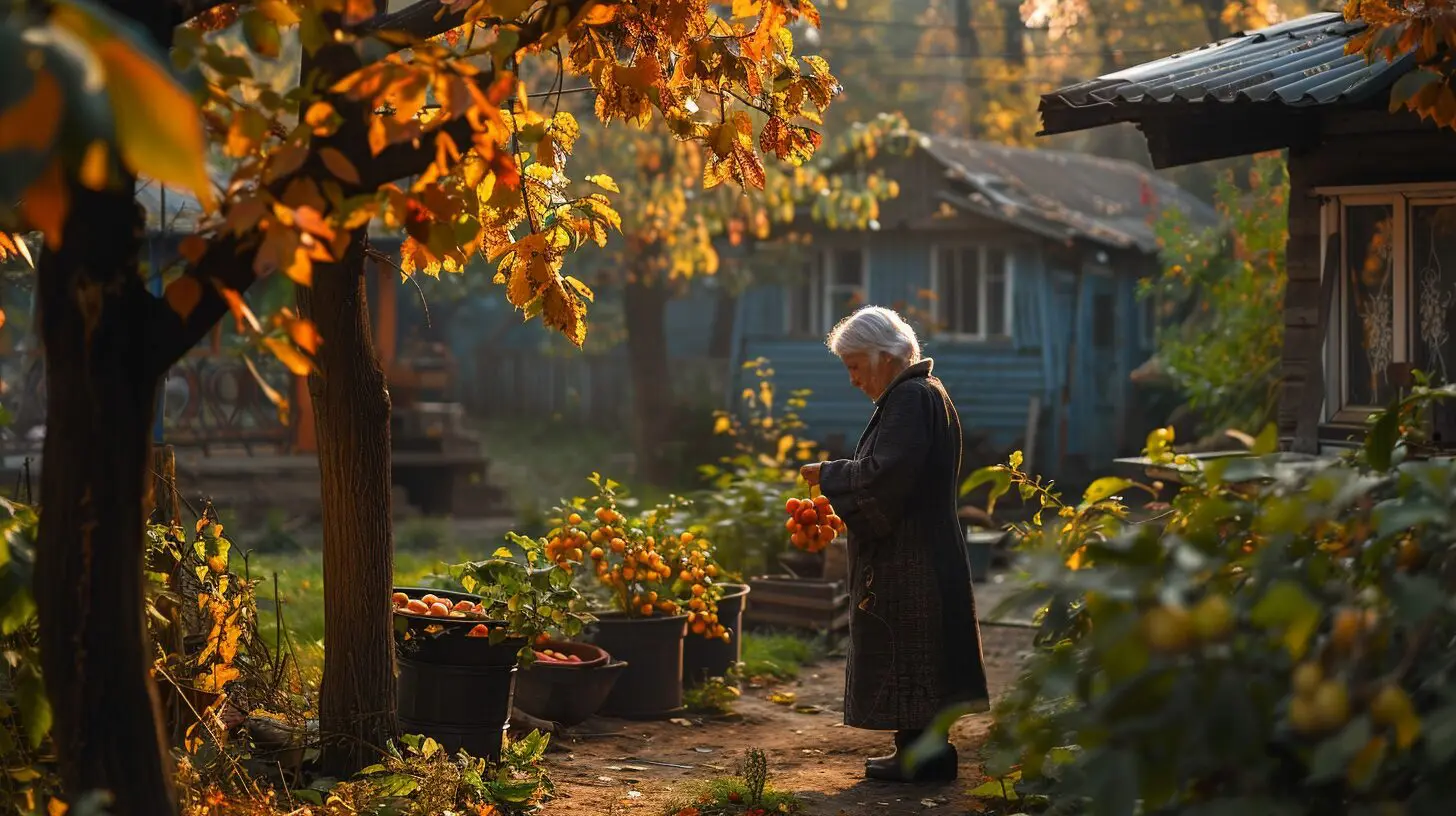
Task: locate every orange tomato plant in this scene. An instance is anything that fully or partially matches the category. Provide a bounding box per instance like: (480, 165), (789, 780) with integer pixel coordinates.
(783, 495), (844, 554)
(550, 474), (731, 641)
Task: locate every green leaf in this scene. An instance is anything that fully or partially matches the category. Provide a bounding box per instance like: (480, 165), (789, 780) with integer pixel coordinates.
(1364, 404), (1402, 472)
(967, 773), (1020, 800)
(1389, 573), (1445, 624)
(1082, 477), (1132, 506)
(1308, 715), (1372, 783)
(1249, 580), (1321, 659)
(372, 772), (419, 798)
(1372, 496), (1448, 537)
(1252, 422), (1280, 455)
(961, 466), (1012, 514)
(1426, 702), (1456, 765)
(15, 663), (50, 750)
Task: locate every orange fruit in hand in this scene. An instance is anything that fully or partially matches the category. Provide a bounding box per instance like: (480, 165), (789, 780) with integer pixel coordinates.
(797, 507), (818, 526)
(786, 498), (803, 515)
(813, 494), (830, 507)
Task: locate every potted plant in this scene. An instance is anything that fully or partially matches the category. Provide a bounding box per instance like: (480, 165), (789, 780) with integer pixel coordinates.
(545, 475), (730, 718)
(394, 533), (593, 760)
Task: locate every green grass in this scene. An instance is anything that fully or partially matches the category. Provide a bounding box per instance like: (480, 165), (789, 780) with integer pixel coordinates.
(246, 544), (474, 670)
(738, 631), (825, 682)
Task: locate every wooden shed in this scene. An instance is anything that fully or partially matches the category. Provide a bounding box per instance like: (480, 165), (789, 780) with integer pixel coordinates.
(1038, 11), (1450, 454)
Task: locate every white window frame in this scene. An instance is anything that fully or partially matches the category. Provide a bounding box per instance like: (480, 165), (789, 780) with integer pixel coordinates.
(783, 251), (825, 335)
(1317, 184), (1456, 422)
(783, 245), (869, 336)
(930, 244), (1015, 341)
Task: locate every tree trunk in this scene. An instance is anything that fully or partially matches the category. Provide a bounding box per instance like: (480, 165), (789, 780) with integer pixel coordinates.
(297, 233), (397, 775)
(623, 275), (675, 483)
(34, 185), (176, 814)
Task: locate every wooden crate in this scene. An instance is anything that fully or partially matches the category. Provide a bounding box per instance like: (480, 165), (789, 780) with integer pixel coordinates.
(743, 574), (851, 635)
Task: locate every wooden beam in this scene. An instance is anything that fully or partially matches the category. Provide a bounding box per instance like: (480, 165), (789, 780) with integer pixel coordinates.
(1292, 232), (1340, 455)
(376, 256), (398, 371)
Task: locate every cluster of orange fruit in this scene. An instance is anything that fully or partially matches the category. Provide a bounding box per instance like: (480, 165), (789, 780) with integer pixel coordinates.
(391, 591), (492, 638)
(785, 495), (844, 553)
(547, 504), (729, 641)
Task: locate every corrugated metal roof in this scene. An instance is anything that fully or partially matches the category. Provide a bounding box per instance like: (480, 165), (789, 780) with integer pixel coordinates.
(918, 134), (1218, 253)
(1040, 12), (1415, 135)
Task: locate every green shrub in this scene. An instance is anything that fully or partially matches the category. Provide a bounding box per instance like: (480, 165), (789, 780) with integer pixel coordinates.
(976, 386), (1456, 815)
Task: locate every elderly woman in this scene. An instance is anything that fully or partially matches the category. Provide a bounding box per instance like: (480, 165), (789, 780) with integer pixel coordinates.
(801, 305), (989, 784)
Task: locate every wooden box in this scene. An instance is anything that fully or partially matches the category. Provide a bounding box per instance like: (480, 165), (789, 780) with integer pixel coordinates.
(742, 574), (851, 635)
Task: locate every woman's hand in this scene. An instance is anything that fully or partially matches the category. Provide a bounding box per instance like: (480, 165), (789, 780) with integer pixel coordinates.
(800, 463), (822, 486)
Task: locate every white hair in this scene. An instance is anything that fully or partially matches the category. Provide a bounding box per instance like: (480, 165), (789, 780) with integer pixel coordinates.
(826, 306), (921, 367)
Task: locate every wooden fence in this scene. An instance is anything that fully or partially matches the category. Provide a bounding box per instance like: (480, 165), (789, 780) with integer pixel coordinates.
(466, 351), (730, 427)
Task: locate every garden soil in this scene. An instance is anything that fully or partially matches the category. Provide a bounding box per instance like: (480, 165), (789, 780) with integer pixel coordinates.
(538, 625), (1034, 816)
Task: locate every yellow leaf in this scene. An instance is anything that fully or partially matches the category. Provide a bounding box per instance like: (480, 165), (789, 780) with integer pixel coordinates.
(713, 415), (732, 435)
(243, 355), (290, 424)
(585, 174), (619, 192)
(319, 147), (361, 185)
(287, 318), (321, 353)
(165, 275), (202, 320)
(263, 336), (313, 376)
(52, 1), (216, 210)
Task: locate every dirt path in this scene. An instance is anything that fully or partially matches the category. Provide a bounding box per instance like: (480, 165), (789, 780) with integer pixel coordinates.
(539, 625), (1034, 816)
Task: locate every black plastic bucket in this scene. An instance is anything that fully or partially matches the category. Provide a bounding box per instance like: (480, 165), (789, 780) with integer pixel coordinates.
(396, 652), (518, 762)
(392, 586), (515, 666)
(586, 612), (688, 719)
(682, 584), (750, 688)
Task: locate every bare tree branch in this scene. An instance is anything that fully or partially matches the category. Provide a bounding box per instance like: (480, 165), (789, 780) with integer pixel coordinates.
(352, 0), (495, 44)
(146, 236), (258, 379)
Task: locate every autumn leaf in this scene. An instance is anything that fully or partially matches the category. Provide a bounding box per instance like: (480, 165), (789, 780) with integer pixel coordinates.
(287, 317), (321, 353)
(243, 356), (290, 424)
(19, 158), (69, 248)
(0, 68), (62, 155)
(585, 174), (619, 192)
(319, 147), (361, 185)
(263, 336), (313, 376)
(51, 0), (216, 210)
(164, 275), (203, 319)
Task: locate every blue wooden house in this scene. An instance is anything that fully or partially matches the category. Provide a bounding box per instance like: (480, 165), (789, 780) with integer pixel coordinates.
(727, 132), (1219, 474)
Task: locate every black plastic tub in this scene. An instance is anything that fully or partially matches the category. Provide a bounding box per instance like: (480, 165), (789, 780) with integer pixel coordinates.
(392, 585), (519, 666)
(586, 612), (688, 720)
(515, 649), (628, 728)
(682, 583), (750, 688)
(396, 650), (519, 762)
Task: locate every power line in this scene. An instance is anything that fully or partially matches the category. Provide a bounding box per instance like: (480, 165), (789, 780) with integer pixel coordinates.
(816, 12), (1222, 33)
(818, 43), (1202, 61)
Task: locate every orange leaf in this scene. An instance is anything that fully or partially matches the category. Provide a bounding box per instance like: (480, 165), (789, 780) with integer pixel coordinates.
(19, 158), (69, 249)
(219, 286), (262, 334)
(287, 318), (321, 353)
(0, 68), (62, 152)
(263, 336), (313, 376)
(319, 147), (361, 185)
(165, 275), (203, 320)
(79, 140), (110, 190)
(178, 235), (208, 263)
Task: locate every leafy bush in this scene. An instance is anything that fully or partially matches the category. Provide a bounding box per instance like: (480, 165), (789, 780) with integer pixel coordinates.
(1142, 153), (1287, 438)
(977, 386), (1456, 815)
(695, 358), (822, 576)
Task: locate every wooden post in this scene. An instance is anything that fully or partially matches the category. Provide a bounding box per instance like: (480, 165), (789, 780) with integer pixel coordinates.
(377, 255), (398, 371)
(150, 444), (179, 526)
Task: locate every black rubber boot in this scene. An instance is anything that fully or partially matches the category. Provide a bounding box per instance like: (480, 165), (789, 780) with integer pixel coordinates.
(865, 729), (958, 783)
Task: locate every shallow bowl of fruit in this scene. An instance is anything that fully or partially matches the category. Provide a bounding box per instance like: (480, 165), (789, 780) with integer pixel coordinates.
(391, 586), (523, 666)
(515, 640), (627, 727)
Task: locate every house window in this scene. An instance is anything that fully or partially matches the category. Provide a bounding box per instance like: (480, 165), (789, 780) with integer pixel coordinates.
(1321, 188), (1456, 419)
(933, 245), (1013, 339)
(783, 246), (867, 335)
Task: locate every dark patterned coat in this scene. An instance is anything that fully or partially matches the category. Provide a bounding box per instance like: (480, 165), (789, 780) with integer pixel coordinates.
(819, 359), (990, 731)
